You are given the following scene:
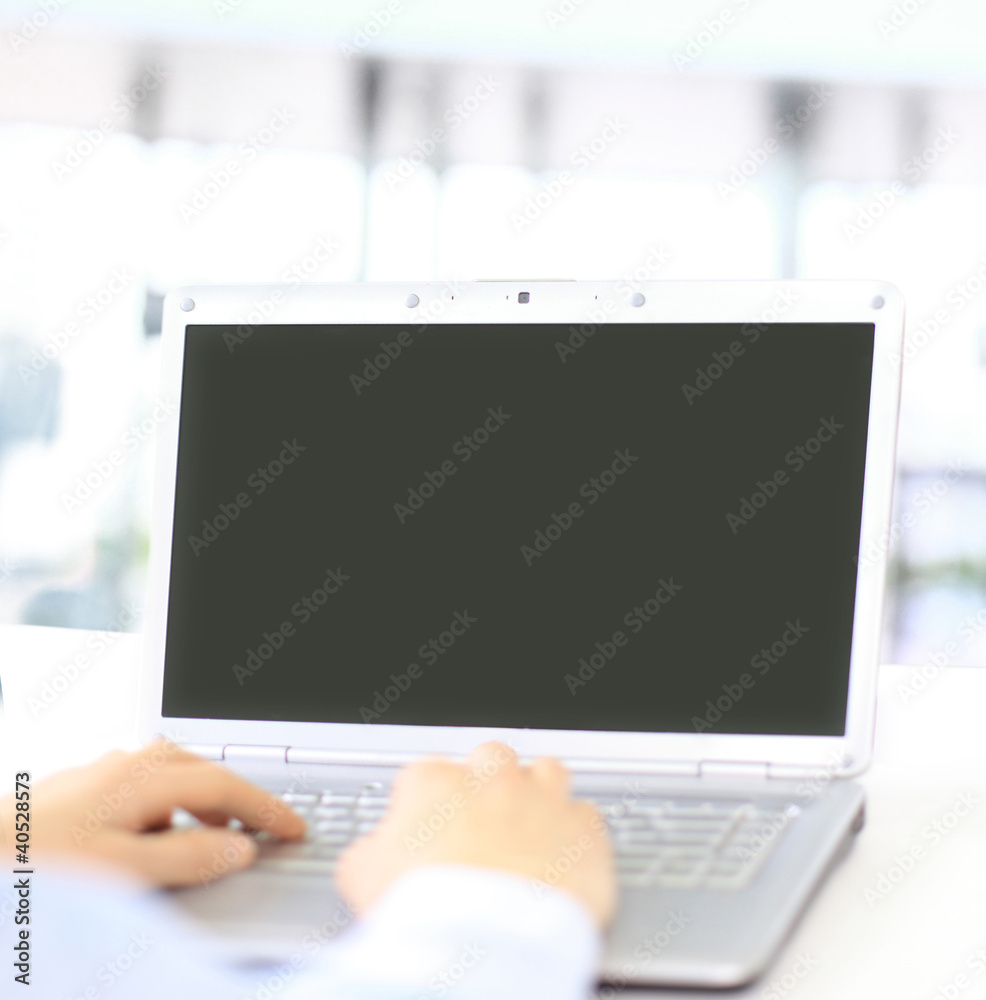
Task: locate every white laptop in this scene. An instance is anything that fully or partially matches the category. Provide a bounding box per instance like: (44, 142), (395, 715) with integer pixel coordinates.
(139, 279), (903, 988)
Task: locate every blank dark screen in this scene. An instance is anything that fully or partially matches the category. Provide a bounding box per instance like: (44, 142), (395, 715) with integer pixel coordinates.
(161, 322), (874, 735)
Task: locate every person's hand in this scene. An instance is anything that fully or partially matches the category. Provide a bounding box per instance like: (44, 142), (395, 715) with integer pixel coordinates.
(337, 742), (616, 928)
(0, 739), (305, 887)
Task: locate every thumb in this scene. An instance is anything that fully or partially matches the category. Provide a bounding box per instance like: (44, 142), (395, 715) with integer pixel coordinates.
(92, 826), (258, 888)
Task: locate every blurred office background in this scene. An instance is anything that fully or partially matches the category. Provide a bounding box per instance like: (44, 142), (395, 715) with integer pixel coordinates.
(0, 0), (984, 665)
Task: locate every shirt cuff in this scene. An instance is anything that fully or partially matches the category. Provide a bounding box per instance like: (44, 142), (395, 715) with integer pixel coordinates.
(307, 864), (602, 1000)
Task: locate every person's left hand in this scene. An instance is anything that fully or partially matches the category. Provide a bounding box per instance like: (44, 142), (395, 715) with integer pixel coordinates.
(0, 739), (306, 887)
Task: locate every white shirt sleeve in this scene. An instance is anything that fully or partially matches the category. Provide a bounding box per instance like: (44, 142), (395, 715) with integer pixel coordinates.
(25, 863), (602, 1000)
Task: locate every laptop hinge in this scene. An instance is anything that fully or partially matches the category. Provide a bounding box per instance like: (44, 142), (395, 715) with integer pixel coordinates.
(562, 759), (700, 776)
(700, 761), (769, 779)
(283, 750), (704, 775)
(223, 744), (289, 763)
(286, 748), (423, 766)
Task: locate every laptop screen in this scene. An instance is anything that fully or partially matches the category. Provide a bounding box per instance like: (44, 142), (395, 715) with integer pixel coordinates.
(161, 321), (874, 737)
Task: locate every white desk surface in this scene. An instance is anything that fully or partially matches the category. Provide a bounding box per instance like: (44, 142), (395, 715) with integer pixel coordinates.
(2, 623), (985, 999)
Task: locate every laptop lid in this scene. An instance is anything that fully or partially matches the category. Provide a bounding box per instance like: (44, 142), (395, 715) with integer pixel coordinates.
(139, 280), (902, 778)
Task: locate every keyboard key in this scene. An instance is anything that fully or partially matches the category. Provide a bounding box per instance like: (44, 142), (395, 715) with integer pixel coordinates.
(313, 806), (353, 819)
(282, 793), (319, 805)
(320, 793), (358, 806)
(616, 842), (666, 856)
(612, 831), (662, 847)
(607, 815), (651, 830)
(650, 817), (733, 832)
(630, 804), (669, 817)
(356, 796), (387, 807)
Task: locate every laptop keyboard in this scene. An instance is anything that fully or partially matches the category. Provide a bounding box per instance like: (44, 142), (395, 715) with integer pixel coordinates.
(256, 785), (799, 891)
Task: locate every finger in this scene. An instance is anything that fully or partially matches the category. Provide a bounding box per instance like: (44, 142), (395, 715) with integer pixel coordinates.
(576, 800), (613, 848)
(131, 738), (215, 768)
(466, 741), (517, 773)
(529, 756), (570, 795)
(90, 826), (258, 888)
(132, 762), (306, 839)
(335, 831), (390, 913)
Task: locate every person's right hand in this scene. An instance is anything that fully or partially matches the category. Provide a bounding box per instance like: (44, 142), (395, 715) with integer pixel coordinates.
(336, 742), (616, 928)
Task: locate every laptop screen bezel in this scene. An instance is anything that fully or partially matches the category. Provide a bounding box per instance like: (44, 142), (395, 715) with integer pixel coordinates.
(139, 280), (902, 777)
